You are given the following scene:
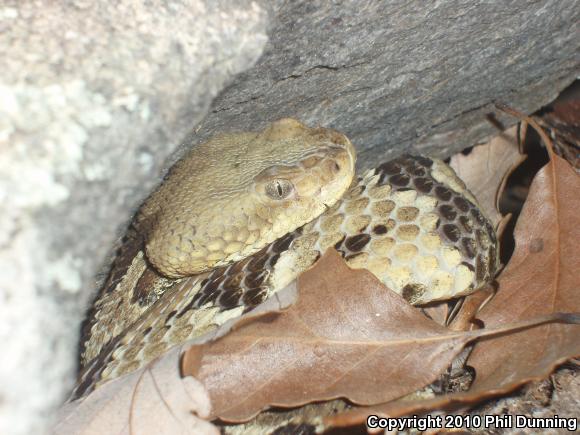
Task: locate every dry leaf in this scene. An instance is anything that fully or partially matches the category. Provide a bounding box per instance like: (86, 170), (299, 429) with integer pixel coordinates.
(182, 250), (474, 422)
(53, 346), (218, 435)
(181, 250), (578, 423)
(447, 286), (495, 332)
(449, 126), (525, 228)
(466, 153), (580, 392)
(420, 302), (452, 327)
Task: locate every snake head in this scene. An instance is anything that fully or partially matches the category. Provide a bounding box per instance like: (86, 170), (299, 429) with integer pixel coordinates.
(140, 118), (356, 278)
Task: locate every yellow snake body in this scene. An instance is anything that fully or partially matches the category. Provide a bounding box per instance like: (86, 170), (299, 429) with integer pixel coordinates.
(75, 120), (498, 398)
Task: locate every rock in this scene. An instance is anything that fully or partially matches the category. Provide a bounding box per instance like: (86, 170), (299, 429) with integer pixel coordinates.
(1, 0), (578, 434)
(196, 0), (579, 169)
(0, 1), (267, 434)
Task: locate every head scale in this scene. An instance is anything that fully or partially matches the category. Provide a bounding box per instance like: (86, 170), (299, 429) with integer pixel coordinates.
(139, 118), (356, 278)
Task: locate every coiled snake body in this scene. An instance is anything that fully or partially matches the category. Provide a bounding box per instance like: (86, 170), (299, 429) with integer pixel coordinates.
(75, 119), (498, 398)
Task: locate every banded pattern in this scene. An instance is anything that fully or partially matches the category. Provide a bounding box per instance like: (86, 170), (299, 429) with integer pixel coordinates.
(75, 155), (499, 399)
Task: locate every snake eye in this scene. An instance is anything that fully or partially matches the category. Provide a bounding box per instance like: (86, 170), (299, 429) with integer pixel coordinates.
(265, 179), (294, 200)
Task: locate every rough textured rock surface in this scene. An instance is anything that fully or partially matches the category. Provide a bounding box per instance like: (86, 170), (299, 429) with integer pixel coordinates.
(0, 0), (578, 434)
(0, 1), (267, 434)
(193, 0), (580, 170)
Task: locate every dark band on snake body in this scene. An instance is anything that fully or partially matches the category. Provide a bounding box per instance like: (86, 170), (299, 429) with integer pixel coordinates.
(75, 153), (499, 400)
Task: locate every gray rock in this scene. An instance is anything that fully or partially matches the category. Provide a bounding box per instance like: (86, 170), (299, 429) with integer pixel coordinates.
(0, 0), (578, 434)
(0, 1), (267, 434)
(196, 0), (580, 169)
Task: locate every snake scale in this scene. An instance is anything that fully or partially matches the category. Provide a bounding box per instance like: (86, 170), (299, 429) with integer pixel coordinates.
(74, 119), (499, 399)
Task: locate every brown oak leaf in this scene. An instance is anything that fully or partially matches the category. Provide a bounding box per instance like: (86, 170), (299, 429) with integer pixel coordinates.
(182, 250), (474, 422)
(466, 152), (580, 392)
(53, 346), (218, 435)
(181, 250), (578, 423)
(450, 126), (525, 228)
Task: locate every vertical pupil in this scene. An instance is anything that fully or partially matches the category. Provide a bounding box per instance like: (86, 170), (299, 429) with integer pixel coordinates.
(276, 181), (283, 196)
